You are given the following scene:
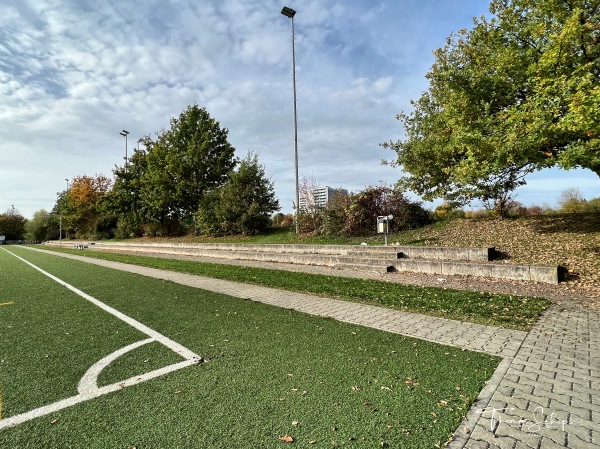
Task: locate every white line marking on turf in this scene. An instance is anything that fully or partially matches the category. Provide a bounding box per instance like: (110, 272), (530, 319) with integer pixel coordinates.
(0, 247), (203, 430)
(1, 248), (201, 361)
(78, 338), (153, 395)
(0, 359), (197, 430)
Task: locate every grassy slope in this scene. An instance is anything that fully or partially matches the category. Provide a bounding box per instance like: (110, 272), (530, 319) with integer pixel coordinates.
(0, 247), (500, 448)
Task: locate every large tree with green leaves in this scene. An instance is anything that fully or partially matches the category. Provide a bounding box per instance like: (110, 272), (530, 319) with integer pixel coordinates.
(104, 146), (149, 237)
(196, 152), (280, 235)
(25, 209), (51, 241)
(141, 104), (237, 225)
(0, 207), (27, 240)
(384, 0), (599, 208)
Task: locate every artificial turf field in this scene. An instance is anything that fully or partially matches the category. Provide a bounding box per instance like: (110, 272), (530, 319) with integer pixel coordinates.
(0, 246), (500, 448)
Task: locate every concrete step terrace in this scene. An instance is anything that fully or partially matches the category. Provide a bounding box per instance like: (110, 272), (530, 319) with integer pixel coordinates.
(43, 241), (559, 284)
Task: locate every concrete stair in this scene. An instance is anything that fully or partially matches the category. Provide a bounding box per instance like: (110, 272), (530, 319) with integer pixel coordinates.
(43, 241), (559, 285)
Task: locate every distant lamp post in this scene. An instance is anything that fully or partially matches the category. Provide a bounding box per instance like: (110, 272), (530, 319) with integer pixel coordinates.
(281, 6), (300, 234)
(119, 130), (130, 168)
(59, 213), (63, 247)
(58, 178), (69, 246)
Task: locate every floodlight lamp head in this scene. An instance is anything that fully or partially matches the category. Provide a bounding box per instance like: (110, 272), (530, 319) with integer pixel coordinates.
(120, 130), (129, 136)
(281, 6), (296, 18)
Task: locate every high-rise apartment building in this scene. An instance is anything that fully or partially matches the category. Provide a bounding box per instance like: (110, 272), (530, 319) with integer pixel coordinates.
(299, 186), (349, 211)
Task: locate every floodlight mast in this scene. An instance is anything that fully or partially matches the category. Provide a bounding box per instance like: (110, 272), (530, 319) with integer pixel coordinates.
(281, 6), (299, 234)
(119, 130), (130, 170)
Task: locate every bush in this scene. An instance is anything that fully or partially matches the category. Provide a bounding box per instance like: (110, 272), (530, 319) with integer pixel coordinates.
(317, 190), (349, 236)
(523, 205), (544, 216)
(588, 197), (600, 212)
(435, 202), (464, 219)
(114, 217), (144, 239)
(343, 186), (432, 236)
(557, 187), (587, 213)
(94, 215), (117, 240)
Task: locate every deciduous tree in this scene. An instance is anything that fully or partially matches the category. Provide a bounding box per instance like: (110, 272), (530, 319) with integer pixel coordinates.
(25, 209), (51, 241)
(196, 152), (280, 235)
(142, 104), (237, 226)
(64, 174), (112, 238)
(0, 207), (27, 240)
(105, 146), (149, 237)
(384, 0), (599, 210)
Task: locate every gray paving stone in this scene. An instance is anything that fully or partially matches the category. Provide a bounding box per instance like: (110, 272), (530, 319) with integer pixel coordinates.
(495, 424), (541, 448)
(464, 438), (491, 449)
(566, 433), (598, 449)
(514, 442), (537, 449)
(538, 436), (573, 449)
(591, 429), (600, 445)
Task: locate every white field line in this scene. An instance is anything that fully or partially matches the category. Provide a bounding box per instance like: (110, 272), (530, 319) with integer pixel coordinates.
(0, 359), (197, 430)
(0, 247), (203, 430)
(1, 248), (201, 361)
(77, 338), (154, 395)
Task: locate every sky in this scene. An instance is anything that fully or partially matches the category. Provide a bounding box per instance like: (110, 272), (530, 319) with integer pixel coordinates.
(1, 0), (598, 220)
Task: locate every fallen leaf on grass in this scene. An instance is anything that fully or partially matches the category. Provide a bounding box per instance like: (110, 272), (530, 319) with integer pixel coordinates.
(291, 420), (301, 426)
(279, 435), (294, 443)
(405, 377), (420, 387)
(50, 418), (59, 425)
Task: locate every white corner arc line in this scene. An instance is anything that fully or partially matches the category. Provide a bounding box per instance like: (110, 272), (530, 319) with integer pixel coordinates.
(0, 359), (198, 430)
(77, 338), (154, 395)
(1, 248), (201, 361)
(0, 247), (204, 430)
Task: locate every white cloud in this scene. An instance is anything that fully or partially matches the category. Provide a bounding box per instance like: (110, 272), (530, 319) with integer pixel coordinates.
(1, 0), (596, 219)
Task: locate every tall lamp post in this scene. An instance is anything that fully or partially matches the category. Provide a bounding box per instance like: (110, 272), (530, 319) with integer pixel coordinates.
(281, 6), (300, 234)
(119, 130), (130, 170)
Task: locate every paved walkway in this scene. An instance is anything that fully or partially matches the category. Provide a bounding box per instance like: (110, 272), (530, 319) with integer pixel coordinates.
(461, 306), (600, 449)
(28, 248), (600, 448)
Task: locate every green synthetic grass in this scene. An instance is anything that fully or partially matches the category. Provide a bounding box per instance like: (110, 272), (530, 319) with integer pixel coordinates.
(0, 247), (500, 448)
(41, 246), (548, 330)
(0, 248), (144, 416)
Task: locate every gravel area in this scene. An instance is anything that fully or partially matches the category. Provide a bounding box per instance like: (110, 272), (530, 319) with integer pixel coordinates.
(91, 249), (599, 310)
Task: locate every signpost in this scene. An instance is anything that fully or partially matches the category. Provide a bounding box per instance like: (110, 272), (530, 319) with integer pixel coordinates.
(377, 215), (393, 246)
